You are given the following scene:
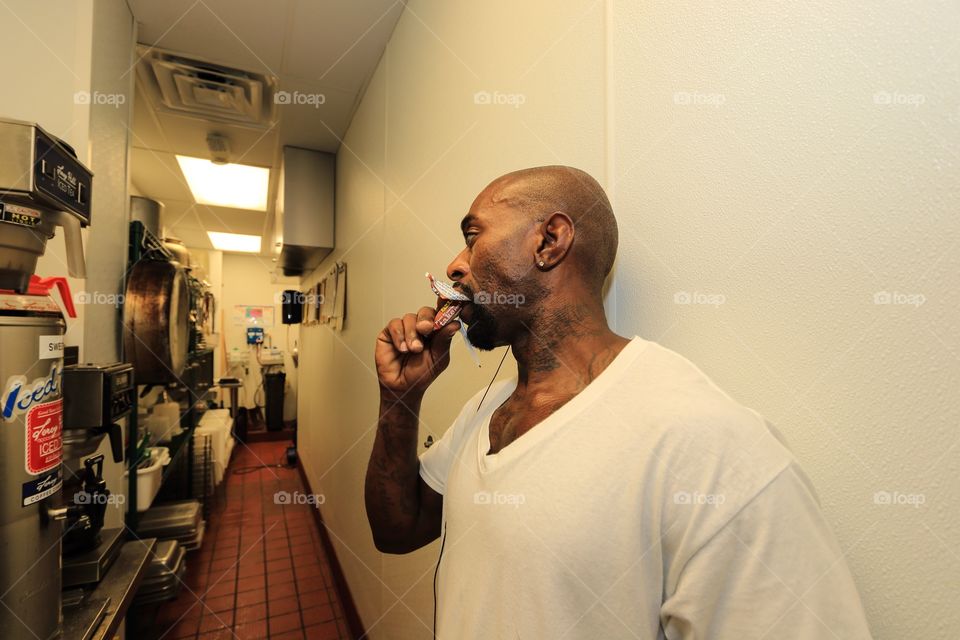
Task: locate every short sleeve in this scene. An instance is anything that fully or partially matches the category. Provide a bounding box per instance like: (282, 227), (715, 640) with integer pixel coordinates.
(418, 379), (514, 495)
(418, 389), (481, 495)
(660, 464), (873, 639)
(418, 416), (459, 495)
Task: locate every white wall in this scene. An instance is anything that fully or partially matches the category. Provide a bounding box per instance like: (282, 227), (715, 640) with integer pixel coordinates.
(82, 0), (136, 363)
(610, 3), (959, 637)
(0, 0), (95, 357)
(220, 253), (300, 421)
(298, 1), (605, 637)
(297, 1), (958, 638)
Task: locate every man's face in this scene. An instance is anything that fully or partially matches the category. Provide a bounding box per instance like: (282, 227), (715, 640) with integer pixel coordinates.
(444, 187), (546, 350)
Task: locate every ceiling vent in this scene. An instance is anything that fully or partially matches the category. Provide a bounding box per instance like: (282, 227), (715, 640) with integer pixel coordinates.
(136, 46), (278, 128)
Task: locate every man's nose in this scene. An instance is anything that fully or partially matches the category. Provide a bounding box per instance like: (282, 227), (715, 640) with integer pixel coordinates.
(446, 247), (470, 282)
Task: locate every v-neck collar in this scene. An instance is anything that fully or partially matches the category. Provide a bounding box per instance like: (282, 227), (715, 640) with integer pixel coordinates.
(476, 336), (648, 474)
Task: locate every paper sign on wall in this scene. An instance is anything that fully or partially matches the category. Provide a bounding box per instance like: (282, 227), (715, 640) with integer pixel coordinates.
(232, 305), (275, 327)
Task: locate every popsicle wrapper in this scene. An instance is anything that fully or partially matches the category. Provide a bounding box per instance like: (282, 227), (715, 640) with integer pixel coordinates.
(426, 272), (468, 330)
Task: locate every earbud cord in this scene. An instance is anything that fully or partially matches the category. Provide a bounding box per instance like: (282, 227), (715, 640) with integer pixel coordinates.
(476, 345), (510, 413)
(433, 345), (511, 638)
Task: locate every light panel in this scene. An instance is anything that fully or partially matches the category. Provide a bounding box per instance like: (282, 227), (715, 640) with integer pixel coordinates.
(176, 155), (269, 211)
(207, 231), (262, 253)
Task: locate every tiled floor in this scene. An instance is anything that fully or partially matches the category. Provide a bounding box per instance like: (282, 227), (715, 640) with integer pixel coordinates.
(149, 441), (351, 639)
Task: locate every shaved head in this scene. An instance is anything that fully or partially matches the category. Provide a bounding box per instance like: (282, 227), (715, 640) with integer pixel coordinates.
(482, 165), (617, 291)
(448, 165), (618, 351)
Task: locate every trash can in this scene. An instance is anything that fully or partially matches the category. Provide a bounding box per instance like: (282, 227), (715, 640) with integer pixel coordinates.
(264, 371), (285, 431)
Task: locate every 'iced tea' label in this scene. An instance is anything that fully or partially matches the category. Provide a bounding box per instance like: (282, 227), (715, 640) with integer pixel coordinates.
(25, 398), (62, 475)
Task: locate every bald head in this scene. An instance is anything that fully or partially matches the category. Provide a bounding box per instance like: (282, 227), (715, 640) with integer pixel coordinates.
(483, 165), (617, 291)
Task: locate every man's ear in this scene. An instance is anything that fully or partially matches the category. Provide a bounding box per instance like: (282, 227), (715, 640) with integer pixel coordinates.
(535, 211), (575, 269)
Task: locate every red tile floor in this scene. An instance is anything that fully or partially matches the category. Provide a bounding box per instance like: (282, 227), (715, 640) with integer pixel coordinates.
(146, 441), (351, 639)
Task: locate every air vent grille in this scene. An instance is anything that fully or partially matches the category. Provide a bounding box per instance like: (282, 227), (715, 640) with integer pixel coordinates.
(136, 46), (278, 128)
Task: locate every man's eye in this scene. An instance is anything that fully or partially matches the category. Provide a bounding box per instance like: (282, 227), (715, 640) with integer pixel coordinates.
(465, 232), (478, 246)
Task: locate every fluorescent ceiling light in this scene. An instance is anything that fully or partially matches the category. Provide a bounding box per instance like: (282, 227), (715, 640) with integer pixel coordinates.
(207, 231), (262, 253)
(176, 155), (269, 211)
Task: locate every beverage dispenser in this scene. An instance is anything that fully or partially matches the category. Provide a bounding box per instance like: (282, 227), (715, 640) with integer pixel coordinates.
(0, 117), (90, 640)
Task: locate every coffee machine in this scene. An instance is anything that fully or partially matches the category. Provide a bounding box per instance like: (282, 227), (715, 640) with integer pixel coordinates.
(0, 118), (90, 640)
(59, 363), (132, 589)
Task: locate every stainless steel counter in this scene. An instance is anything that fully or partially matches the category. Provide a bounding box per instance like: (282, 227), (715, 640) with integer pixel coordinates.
(61, 537), (157, 640)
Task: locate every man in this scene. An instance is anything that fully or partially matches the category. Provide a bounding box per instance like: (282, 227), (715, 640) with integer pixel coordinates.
(366, 166), (872, 638)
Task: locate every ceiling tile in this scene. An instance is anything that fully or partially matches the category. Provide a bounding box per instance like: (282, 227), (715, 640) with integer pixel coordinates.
(128, 0), (405, 254)
(131, 83), (170, 151)
(130, 148), (194, 201)
(153, 112), (278, 166)
(166, 226), (213, 250)
(283, 0), (403, 93)
(162, 201), (267, 235)
(129, 0), (290, 75)
(276, 81), (356, 152)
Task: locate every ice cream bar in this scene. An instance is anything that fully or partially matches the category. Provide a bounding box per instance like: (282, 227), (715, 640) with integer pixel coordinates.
(426, 272), (468, 330)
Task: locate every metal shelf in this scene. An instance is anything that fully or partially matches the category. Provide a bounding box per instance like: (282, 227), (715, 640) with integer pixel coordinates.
(125, 405), (198, 534)
(127, 220), (173, 264)
(124, 220), (212, 535)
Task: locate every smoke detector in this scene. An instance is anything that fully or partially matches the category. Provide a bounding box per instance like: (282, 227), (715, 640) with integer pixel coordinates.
(206, 133), (231, 164)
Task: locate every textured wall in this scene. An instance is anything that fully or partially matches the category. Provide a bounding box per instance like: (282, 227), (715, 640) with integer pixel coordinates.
(297, 1), (605, 637)
(610, 2), (959, 638)
(82, 0), (136, 532)
(299, 1), (959, 638)
(82, 0), (136, 364)
(0, 0), (94, 357)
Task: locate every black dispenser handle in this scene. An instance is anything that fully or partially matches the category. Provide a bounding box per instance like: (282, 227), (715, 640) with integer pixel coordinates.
(106, 423), (123, 463)
(91, 423), (124, 463)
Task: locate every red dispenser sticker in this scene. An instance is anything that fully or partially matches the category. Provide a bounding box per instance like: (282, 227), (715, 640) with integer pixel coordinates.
(25, 398), (62, 475)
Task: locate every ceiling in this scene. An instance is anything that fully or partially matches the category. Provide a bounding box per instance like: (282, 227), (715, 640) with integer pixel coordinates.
(128, 0), (405, 255)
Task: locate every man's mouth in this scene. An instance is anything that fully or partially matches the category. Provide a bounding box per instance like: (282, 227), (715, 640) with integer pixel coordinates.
(458, 302), (475, 324)
(427, 273), (472, 329)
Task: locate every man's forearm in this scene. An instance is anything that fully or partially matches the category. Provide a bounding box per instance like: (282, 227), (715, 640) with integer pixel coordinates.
(365, 392), (424, 548)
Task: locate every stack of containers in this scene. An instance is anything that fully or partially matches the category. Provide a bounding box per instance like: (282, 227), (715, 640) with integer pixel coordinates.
(137, 500), (205, 551)
(133, 540), (187, 605)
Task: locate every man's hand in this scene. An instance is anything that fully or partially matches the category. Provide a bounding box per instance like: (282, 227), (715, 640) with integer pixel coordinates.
(368, 305), (453, 553)
(376, 305), (461, 397)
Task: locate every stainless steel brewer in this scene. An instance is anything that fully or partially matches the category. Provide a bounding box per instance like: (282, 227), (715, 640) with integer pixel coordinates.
(0, 117), (90, 640)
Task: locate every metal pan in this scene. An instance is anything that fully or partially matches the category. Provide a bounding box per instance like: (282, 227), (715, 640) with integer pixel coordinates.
(123, 260), (189, 384)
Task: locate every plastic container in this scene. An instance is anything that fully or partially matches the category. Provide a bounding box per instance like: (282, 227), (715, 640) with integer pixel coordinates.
(125, 447), (171, 512)
(146, 402), (183, 442)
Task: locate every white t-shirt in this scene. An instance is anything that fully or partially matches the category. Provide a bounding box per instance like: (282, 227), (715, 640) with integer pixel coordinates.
(419, 336), (872, 639)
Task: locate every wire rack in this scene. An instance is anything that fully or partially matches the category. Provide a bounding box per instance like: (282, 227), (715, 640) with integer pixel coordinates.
(192, 433), (213, 520)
